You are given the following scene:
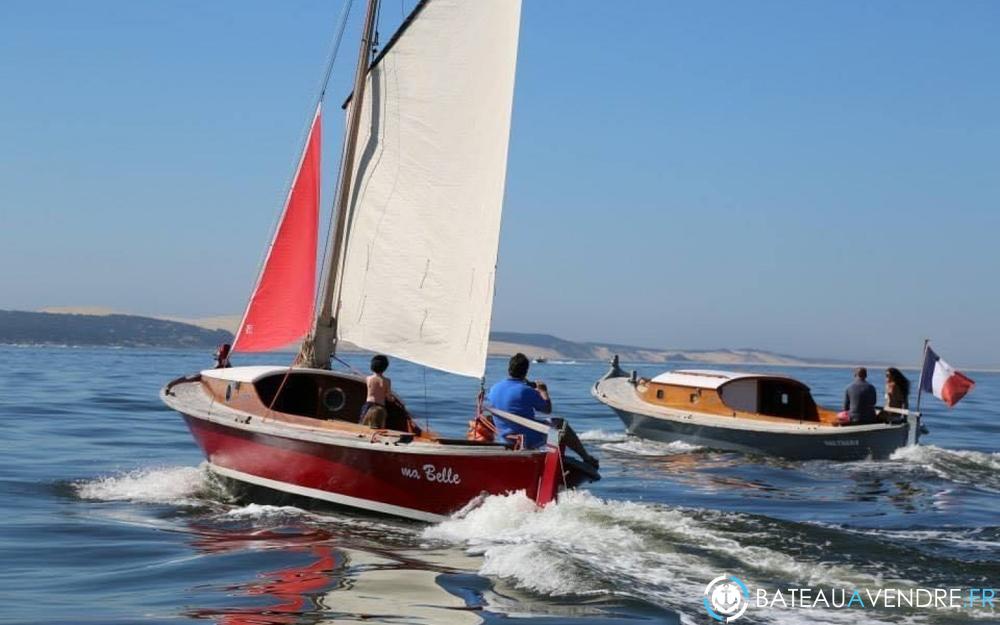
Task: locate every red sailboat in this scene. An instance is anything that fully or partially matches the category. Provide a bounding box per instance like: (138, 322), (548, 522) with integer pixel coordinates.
(161, 0), (598, 523)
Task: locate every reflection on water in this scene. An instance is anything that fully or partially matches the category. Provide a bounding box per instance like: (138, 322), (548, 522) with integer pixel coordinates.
(189, 544), (340, 625)
(180, 511), (488, 625)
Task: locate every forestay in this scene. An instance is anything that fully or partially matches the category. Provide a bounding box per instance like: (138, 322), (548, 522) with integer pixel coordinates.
(333, 0), (522, 378)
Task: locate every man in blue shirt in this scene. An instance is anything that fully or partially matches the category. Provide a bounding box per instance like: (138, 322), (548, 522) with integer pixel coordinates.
(487, 353), (599, 468)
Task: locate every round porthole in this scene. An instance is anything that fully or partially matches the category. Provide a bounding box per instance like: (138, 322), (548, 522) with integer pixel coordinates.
(323, 387), (346, 413)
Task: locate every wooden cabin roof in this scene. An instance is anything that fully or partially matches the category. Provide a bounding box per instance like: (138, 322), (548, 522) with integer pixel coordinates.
(201, 366), (291, 383)
(649, 369), (799, 390)
(201, 365), (367, 384)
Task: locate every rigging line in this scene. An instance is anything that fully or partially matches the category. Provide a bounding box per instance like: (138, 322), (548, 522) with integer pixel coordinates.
(266, 359), (299, 421)
(314, 0), (357, 328)
(320, 0), (356, 99)
(423, 365), (429, 432)
(333, 354), (363, 376)
(373, 0), (383, 54)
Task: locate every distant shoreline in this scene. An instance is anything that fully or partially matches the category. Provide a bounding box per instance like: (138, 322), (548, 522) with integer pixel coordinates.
(5, 309), (996, 371)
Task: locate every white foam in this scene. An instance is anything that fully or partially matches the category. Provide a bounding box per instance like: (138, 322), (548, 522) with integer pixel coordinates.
(425, 490), (924, 624)
(889, 444), (1000, 492)
(604, 438), (702, 456)
(578, 430), (702, 455)
(891, 444), (1000, 470)
(579, 429), (628, 443)
(839, 526), (1000, 552)
(76, 465), (211, 505)
(224, 503), (311, 519)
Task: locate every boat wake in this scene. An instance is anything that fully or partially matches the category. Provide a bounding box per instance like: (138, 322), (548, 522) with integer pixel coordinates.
(580, 429), (702, 456)
(71, 466), (424, 539)
(888, 444), (1000, 493)
(579, 429), (629, 443)
(603, 439), (702, 456)
(74, 465), (225, 506)
(73, 465), (337, 520)
(424, 490), (997, 624)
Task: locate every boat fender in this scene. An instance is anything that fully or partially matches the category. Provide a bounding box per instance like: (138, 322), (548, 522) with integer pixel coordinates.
(467, 413), (496, 443)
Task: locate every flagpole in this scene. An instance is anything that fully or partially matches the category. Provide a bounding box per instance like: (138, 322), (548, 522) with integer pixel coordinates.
(910, 338), (930, 446)
(914, 339), (929, 414)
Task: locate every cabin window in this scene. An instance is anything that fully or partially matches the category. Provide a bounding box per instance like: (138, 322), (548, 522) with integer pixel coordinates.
(255, 374), (321, 417)
(323, 387), (347, 412)
(719, 379), (756, 413)
(689, 392), (700, 403)
(656, 389), (664, 399)
(756, 380), (819, 420)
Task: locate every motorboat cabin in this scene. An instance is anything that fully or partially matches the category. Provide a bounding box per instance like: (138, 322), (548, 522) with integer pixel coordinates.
(642, 370), (842, 425)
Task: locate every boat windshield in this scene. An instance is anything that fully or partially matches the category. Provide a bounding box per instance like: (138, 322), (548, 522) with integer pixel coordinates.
(720, 378), (819, 421)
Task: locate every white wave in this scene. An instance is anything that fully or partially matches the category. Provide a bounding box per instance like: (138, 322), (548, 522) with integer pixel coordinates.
(579, 429), (628, 443)
(891, 444), (1000, 470)
(76, 465), (214, 505)
(224, 503), (312, 519)
(888, 444), (1000, 492)
(425, 491), (926, 624)
(834, 526), (1000, 553)
(579, 430), (702, 455)
(603, 438), (702, 456)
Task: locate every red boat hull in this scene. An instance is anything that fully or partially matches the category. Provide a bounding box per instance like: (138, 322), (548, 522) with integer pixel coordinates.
(182, 414), (551, 522)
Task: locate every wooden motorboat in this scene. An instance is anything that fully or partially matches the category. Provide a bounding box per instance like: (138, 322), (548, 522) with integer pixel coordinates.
(592, 357), (923, 460)
(161, 0), (598, 522)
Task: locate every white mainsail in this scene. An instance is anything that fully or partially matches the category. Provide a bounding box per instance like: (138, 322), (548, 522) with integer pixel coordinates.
(332, 0), (522, 378)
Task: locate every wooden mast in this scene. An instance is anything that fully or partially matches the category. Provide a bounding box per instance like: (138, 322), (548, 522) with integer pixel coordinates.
(298, 0), (380, 369)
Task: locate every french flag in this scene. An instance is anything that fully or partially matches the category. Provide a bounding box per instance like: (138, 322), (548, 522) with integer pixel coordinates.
(921, 347), (975, 407)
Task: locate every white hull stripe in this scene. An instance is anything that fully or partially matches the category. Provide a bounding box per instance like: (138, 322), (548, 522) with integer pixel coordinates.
(208, 463), (447, 523)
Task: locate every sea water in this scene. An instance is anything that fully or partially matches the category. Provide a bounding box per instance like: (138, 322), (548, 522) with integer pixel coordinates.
(0, 346), (997, 624)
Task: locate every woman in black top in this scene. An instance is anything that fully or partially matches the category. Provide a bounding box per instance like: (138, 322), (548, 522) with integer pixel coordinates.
(882, 367), (910, 422)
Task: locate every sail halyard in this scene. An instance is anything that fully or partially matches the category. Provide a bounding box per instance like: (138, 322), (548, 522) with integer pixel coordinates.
(297, 0), (382, 369)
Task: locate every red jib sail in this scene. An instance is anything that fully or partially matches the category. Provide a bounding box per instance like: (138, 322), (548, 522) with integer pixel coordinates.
(232, 105), (321, 352)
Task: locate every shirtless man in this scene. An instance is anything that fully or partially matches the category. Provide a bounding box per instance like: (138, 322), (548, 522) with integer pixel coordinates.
(360, 354), (391, 428)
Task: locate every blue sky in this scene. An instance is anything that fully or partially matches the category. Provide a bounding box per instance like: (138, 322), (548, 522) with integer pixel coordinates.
(1, 1), (998, 364)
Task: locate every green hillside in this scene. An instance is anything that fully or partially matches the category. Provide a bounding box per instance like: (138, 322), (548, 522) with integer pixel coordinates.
(0, 310), (233, 348)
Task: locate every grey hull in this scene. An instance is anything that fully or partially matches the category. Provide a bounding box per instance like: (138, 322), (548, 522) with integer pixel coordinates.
(592, 361), (917, 461)
(612, 408), (909, 461)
